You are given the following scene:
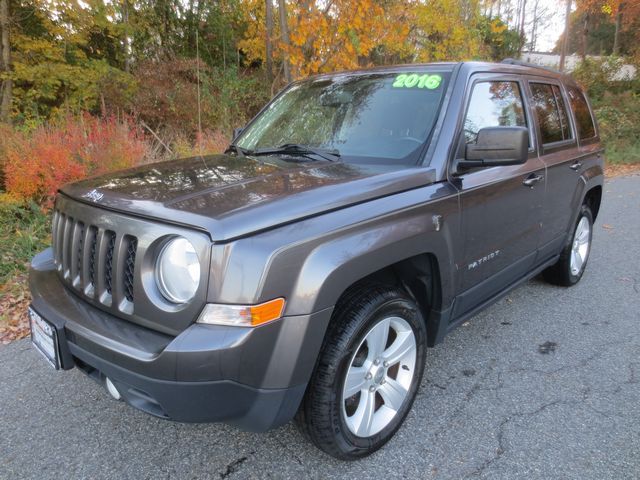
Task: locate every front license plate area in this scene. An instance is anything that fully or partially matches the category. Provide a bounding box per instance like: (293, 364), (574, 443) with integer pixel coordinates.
(29, 307), (60, 370)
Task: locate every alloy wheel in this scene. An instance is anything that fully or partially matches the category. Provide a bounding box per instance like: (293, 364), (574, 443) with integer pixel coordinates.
(341, 316), (417, 437)
(570, 216), (591, 276)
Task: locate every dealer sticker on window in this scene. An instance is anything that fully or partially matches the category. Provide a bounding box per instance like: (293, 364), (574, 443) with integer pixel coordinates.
(392, 73), (442, 90)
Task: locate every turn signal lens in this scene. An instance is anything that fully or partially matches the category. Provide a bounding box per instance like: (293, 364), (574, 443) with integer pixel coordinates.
(197, 298), (286, 327)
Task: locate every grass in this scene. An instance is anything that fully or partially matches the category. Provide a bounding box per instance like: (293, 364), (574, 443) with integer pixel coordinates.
(0, 197), (50, 342)
(605, 143), (640, 165)
(0, 197), (50, 284)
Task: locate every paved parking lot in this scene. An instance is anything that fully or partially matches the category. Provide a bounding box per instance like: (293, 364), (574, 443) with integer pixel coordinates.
(1, 175), (639, 479)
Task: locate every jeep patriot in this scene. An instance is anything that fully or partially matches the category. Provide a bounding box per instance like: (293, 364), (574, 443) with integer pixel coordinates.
(28, 61), (603, 459)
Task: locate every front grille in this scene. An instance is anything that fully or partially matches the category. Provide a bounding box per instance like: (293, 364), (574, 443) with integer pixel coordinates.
(104, 231), (115, 295)
(88, 226), (98, 287)
(124, 237), (137, 302)
(52, 210), (138, 311)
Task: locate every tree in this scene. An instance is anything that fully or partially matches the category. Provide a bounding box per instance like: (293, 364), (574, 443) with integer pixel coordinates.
(277, 0), (291, 83)
(410, 0), (483, 62)
(612, 0), (623, 55)
(479, 15), (522, 60)
(0, 0), (11, 123)
(527, 0), (552, 52)
(559, 0), (572, 72)
(518, 0), (527, 55)
(560, 0), (640, 56)
(265, 0), (273, 84)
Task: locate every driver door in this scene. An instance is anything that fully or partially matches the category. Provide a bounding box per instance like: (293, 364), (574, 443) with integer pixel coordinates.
(452, 76), (545, 317)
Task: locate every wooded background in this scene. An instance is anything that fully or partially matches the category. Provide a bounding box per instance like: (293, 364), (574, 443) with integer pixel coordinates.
(0, 0), (639, 342)
(0, 0), (636, 131)
(0, 0), (638, 204)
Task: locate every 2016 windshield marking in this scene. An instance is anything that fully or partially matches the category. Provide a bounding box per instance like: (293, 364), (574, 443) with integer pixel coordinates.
(393, 74), (442, 89)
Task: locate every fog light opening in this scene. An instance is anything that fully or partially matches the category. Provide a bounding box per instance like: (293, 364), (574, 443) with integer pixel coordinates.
(105, 377), (122, 400)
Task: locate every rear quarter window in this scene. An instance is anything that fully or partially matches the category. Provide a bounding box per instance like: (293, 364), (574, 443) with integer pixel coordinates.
(530, 82), (573, 145)
(567, 86), (596, 140)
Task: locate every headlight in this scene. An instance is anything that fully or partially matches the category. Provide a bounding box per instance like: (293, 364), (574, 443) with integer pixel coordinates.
(155, 237), (201, 304)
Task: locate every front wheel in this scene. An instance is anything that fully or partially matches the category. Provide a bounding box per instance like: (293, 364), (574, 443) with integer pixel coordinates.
(296, 285), (427, 460)
(543, 204), (593, 286)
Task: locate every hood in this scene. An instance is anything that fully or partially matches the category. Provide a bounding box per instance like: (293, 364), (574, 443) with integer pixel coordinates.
(61, 154), (436, 241)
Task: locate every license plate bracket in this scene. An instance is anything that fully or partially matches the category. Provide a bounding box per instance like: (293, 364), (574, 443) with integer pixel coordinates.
(29, 307), (60, 370)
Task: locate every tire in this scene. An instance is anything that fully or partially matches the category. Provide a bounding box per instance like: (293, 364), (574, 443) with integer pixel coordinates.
(543, 204), (593, 286)
(295, 284), (427, 460)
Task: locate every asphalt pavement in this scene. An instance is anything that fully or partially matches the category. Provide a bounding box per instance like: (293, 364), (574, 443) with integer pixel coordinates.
(1, 175), (639, 480)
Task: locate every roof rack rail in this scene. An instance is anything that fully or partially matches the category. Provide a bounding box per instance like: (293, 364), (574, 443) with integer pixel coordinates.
(501, 58), (562, 74)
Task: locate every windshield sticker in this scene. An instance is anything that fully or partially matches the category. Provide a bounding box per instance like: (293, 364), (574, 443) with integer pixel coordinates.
(392, 73), (442, 90)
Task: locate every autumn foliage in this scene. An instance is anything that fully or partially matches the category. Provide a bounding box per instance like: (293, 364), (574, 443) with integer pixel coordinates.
(1, 114), (149, 206)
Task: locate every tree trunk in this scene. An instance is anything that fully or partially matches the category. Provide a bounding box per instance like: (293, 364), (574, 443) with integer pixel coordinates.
(612, 2), (624, 55)
(188, 0), (195, 53)
(278, 0), (292, 83)
(0, 0), (11, 123)
(123, 0), (132, 73)
(518, 0), (527, 55)
(265, 0), (273, 85)
(559, 0), (571, 72)
(528, 0), (537, 51)
(580, 13), (588, 60)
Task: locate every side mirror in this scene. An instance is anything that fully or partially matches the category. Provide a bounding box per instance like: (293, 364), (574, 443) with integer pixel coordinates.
(458, 126), (528, 169)
(232, 127), (244, 141)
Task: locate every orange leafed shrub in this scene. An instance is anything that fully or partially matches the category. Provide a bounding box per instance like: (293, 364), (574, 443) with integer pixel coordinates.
(173, 129), (229, 158)
(2, 115), (150, 207)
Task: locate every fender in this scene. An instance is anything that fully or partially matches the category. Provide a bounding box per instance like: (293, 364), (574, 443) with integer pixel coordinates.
(286, 208), (457, 315)
(570, 161), (604, 225)
(209, 181), (461, 317)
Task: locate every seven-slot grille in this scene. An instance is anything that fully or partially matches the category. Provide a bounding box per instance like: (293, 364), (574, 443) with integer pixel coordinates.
(51, 209), (138, 312)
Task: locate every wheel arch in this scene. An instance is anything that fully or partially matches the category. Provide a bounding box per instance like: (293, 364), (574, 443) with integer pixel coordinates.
(325, 252), (444, 347)
(583, 185), (602, 220)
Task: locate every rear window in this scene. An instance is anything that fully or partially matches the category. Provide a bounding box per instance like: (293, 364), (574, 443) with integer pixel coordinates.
(567, 86), (596, 140)
(530, 83), (573, 145)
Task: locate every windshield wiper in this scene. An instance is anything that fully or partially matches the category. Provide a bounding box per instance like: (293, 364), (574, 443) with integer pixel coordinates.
(224, 144), (253, 157)
(252, 144), (341, 162)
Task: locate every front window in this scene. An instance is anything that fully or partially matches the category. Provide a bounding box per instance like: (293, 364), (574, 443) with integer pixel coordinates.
(236, 71), (452, 165)
(463, 81), (527, 144)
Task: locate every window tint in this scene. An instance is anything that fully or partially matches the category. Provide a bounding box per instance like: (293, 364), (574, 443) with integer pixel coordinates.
(567, 86), (596, 140)
(553, 85), (573, 141)
(464, 81), (527, 143)
(530, 83), (573, 144)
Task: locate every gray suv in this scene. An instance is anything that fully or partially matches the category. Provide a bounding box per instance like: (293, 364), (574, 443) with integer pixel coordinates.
(28, 61), (603, 459)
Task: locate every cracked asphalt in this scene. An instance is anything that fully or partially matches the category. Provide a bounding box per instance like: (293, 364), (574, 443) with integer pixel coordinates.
(1, 175), (639, 479)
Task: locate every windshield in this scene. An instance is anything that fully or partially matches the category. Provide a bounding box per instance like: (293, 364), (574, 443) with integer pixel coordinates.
(236, 71), (451, 165)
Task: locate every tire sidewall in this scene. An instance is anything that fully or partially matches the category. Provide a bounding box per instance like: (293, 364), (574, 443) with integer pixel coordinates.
(327, 295), (427, 457)
(565, 205), (593, 284)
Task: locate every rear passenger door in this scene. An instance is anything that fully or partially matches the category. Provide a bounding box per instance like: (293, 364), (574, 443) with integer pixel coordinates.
(528, 80), (584, 261)
(452, 76), (546, 316)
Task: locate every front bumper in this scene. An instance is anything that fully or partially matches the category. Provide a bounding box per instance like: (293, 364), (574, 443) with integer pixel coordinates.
(29, 248), (332, 431)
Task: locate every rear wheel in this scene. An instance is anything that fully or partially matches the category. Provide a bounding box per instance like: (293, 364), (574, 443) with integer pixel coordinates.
(543, 204), (593, 286)
(296, 285), (427, 460)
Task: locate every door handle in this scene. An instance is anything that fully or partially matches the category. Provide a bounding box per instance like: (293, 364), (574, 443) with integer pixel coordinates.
(523, 174), (544, 187)
(570, 161), (582, 171)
